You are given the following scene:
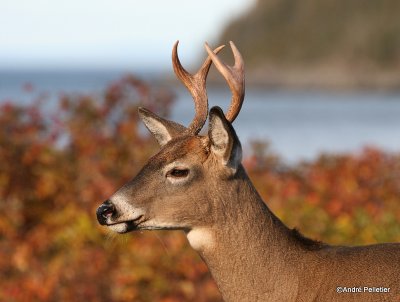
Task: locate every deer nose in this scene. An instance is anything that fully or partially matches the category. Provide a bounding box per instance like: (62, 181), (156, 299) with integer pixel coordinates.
(96, 200), (116, 225)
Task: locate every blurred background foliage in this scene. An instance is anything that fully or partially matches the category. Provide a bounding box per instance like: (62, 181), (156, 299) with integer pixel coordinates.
(0, 76), (399, 301)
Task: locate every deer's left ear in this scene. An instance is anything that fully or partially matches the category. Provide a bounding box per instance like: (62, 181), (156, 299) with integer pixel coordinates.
(138, 107), (186, 146)
(208, 106), (242, 172)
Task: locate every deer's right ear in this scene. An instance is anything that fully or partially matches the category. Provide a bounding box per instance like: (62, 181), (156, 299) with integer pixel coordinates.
(208, 106), (242, 173)
(138, 107), (186, 147)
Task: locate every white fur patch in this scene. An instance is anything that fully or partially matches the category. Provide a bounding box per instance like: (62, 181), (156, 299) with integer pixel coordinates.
(108, 223), (128, 233)
(187, 228), (214, 251)
(142, 115), (172, 146)
(163, 161), (191, 185)
(210, 115), (241, 170)
(211, 117), (228, 155)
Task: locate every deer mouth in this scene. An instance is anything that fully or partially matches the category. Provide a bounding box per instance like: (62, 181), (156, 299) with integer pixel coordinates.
(106, 215), (145, 233)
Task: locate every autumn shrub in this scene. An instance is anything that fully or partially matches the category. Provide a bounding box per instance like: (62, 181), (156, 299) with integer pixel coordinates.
(245, 143), (400, 245)
(1, 76), (399, 301)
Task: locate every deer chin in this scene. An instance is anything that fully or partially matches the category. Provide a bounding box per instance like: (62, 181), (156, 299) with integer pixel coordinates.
(107, 222), (130, 234)
(106, 215), (145, 233)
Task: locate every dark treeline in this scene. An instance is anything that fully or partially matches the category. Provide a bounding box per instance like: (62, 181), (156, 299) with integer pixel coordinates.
(218, 0), (400, 89)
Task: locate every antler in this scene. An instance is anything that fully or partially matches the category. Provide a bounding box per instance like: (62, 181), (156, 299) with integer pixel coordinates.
(204, 41), (245, 123)
(172, 41), (224, 134)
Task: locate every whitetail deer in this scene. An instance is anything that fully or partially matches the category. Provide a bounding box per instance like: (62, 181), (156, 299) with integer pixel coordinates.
(97, 41), (400, 301)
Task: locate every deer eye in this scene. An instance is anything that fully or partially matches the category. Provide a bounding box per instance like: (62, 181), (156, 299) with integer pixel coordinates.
(167, 168), (189, 178)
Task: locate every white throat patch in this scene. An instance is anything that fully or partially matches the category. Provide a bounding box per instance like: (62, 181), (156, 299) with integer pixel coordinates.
(187, 228), (214, 251)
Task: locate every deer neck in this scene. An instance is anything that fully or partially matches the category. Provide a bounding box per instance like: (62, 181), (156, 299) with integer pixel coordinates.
(186, 166), (302, 301)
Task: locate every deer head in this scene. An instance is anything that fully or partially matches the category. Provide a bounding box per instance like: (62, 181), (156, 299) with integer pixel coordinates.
(96, 41), (245, 234)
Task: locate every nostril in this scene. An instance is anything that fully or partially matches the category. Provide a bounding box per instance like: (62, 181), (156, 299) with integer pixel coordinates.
(96, 201), (116, 225)
(101, 205), (115, 218)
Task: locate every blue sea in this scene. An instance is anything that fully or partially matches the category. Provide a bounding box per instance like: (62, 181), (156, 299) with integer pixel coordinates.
(1, 70), (400, 163)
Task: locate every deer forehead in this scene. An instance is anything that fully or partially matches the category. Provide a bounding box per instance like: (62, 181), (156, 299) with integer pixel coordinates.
(153, 135), (209, 167)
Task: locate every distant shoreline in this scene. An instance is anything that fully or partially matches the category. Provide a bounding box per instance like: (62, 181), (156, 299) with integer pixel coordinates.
(205, 66), (400, 92)
(1, 68), (399, 95)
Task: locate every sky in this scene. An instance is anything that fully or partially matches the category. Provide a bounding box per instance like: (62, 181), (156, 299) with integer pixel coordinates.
(0, 0), (255, 71)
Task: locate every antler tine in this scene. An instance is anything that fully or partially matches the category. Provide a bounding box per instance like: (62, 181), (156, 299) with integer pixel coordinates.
(205, 41), (245, 123)
(172, 41), (225, 135)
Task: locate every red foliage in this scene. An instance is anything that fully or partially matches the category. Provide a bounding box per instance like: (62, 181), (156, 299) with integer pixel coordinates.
(245, 144), (400, 245)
